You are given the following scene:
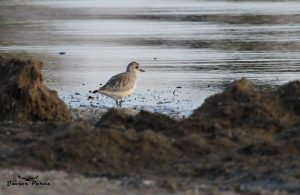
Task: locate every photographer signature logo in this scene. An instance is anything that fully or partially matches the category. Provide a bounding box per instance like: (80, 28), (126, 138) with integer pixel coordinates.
(17, 175), (39, 181)
(6, 174), (51, 186)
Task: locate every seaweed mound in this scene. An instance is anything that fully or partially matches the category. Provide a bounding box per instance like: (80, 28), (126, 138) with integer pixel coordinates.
(96, 109), (178, 136)
(182, 78), (300, 135)
(0, 122), (182, 173)
(0, 56), (71, 121)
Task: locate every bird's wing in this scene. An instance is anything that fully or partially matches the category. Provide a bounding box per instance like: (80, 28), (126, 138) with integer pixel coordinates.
(99, 72), (135, 92)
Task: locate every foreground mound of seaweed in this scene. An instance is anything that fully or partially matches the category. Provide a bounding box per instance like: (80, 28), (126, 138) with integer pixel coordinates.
(0, 114), (299, 193)
(181, 78), (300, 137)
(0, 77), (300, 193)
(0, 56), (71, 121)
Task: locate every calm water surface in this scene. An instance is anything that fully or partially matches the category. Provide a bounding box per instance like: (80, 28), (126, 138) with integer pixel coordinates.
(1, 0), (300, 115)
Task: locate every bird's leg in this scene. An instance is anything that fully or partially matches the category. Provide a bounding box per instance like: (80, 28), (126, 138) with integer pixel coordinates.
(119, 99), (123, 107)
(115, 100), (119, 107)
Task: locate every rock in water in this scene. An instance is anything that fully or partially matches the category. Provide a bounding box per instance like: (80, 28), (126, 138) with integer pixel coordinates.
(0, 56), (71, 122)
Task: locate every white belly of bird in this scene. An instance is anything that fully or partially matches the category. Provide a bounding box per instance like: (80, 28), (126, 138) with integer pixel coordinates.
(99, 86), (136, 100)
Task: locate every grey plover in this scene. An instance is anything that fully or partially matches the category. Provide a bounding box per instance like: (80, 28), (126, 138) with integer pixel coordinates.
(94, 62), (145, 107)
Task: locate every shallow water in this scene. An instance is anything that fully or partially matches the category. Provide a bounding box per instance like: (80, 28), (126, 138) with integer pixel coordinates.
(1, 0), (300, 115)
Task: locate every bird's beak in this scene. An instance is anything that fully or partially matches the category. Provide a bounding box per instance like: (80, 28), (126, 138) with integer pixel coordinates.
(140, 69), (145, 72)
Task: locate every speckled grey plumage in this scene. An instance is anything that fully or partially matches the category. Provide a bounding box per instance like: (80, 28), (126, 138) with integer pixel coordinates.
(99, 72), (136, 92)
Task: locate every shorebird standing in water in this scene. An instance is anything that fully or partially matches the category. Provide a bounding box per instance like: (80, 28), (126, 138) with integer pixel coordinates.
(94, 62), (145, 107)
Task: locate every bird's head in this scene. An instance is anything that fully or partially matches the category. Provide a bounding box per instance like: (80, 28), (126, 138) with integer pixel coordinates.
(126, 62), (145, 73)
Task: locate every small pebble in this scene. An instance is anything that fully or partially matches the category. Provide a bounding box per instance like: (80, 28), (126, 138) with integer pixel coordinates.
(88, 96), (94, 100)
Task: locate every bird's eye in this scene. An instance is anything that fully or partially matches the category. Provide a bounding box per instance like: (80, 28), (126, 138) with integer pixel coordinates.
(135, 66), (138, 69)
